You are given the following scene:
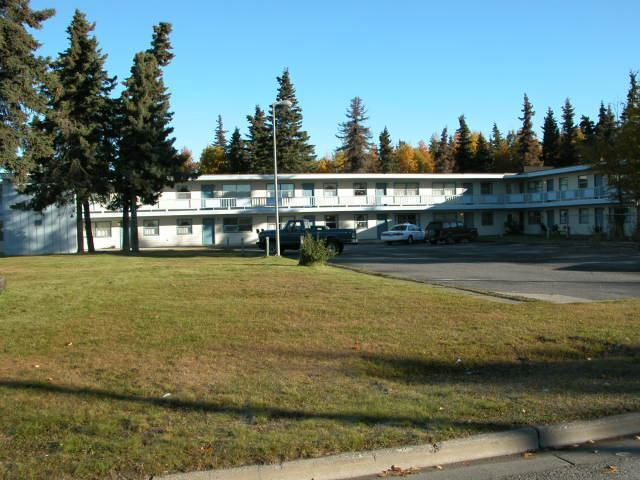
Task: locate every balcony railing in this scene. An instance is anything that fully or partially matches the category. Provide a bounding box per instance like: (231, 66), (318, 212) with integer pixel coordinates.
(89, 187), (610, 214)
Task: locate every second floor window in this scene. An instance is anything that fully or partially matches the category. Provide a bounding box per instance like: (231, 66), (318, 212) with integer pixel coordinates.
(353, 182), (367, 196)
(218, 184), (251, 198)
(323, 183), (338, 197)
(527, 181), (541, 193)
(431, 182), (454, 196)
(267, 183), (294, 198)
(559, 177), (569, 191)
(546, 179), (554, 192)
(578, 175), (588, 189)
(175, 184), (191, 199)
(395, 183), (419, 196)
(480, 182), (493, 195)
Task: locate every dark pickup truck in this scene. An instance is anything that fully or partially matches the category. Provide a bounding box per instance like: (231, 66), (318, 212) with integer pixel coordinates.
(257, 220), (357, 254)
(425, 221), (478, 244)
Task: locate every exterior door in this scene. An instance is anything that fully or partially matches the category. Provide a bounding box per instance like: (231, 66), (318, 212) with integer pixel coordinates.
(375, 183), (387, 197)
(546, 210), (555, 228)
(463, 212), (474, 227)
(302, 183), (315, 197)
(202, 218), (215, 246)
(376, 214), (389, 239)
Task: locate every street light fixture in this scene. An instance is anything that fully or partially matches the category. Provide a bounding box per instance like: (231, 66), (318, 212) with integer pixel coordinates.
(272, 99), (292, 256)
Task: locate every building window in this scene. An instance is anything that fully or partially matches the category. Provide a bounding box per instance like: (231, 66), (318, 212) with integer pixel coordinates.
(93, 221), (112, 238)
(223, 216), (252, 233)
(324, 215), (338, 229)
(143, 219), (160, 236)
(218, 184), (251, 198)
(481, 212), (494, 226)
(559, 209), (569, 224)
(527, 181), (542, 193)
(462, 182), (474, 195)
(353, 182), (367, 196)
(176, 218), (193, 235)
(480, 182), (493, 195)
(527, 211), (541, 225)
(303, 215), (315, 226)
(431, 182), (455, 196)
(546, 179), (554, 192)
(323, 183), (338, 197)
(354, 214), (368, 229)
(176, 184), (191, 199)
(577, 175), (588, 189)
(579, 208), (590, 224)
(559, 177), (569, 191)
(395, 182), (419, 196)
(34, 217), (43, 226)
(267, 183), (294, 198)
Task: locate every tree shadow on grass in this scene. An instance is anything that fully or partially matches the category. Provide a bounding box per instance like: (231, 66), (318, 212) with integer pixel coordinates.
(0, 379), (510, 433)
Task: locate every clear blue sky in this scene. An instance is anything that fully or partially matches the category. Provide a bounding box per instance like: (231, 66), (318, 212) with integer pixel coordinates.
(31, 0), (639, 160)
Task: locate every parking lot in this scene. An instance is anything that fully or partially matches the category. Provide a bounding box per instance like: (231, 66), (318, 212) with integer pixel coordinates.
(331, 241), (640, 303)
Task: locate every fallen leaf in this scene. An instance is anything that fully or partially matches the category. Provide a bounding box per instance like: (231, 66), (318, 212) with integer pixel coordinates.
(378, 465), (419, 477)
(65, 342), (73, 347)
(605, 464), (618, 473)
(522, 452), (534, 459)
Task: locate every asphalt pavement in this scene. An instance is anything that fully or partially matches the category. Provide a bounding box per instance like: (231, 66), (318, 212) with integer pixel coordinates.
(351, 437), (640, 480)
(331, 241), (640, 303)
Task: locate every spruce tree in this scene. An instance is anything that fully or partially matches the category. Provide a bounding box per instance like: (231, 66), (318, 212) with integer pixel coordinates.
(267, 68), (315, 172)
(378, 127), (395, 173)
(595, 102), (617, 144)
(214, 114), (227, 148)
(490, 123), (512, 172)
(621, 71), (639, 123)
(246, 106), (271, 173)
(454, 115), (473, 172)
(227, 127), (248, 173)
(336, 96), (372, 172)
(559, 98), (580, 166)
(474, 133), (493, 172)
(435, 127), (454, 172)
(580, 115), (596, 141)
(0, 0), (55, 181)
(116, 23), (190, 252)
(25, 10), (116, 253)
(517, 93), (540, 170)
(490, 123), (503, 150)
(541, 108), (561, 167)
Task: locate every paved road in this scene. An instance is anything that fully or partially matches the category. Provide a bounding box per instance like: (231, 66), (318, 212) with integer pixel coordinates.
(351, 437), (640, 480)
(332, 242), (640, 303)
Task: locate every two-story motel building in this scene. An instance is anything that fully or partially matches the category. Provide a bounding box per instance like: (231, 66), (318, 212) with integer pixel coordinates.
(1, 165), (637, 255)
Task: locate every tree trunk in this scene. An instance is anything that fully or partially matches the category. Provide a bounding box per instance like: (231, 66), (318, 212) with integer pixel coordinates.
(130, 194), (139, 252)
(82, 198), (95, 253)
(122, 197), (130, 253)
(75, 196), (84, 254)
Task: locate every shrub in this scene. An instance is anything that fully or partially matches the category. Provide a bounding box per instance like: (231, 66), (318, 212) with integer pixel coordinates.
(298, 234), (334, 266)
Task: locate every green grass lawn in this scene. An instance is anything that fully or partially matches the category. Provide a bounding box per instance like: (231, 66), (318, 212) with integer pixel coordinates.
(0, 252), (638, 479)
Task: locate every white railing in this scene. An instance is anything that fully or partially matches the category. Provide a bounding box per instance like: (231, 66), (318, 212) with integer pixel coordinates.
(89, 187), (613, 213)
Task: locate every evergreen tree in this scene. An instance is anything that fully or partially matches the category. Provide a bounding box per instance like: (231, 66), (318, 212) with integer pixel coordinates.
(227, 127), (248, 173)
(454, 115), (473, 172)
(516, 93), (540, 170)
(474, 133), (493, 172)
(336, 96), (372, 172)
(559, 98), (580, 166)
(621, 71), (639, 123)
(541, 108), (561, 167)
(0, 0), (55, 181)
(434, 127), (454, 172)
(214, 114), (227, 148)
(490, 123), (503, 151)
(246, 106), (271, 173)
(595, 102), (617, 144)
(116, 23), (190, 252)
(267, 68), (315, 172)
(25, 10), (116, 253)
(378, 127), (395, 173)
(580, 115), (596, 141)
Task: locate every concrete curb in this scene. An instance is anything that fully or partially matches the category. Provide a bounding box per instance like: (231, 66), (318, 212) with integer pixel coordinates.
(161, 428), (539, 480)
(538, 412), (640, 448)
(160, 413), (640, 480)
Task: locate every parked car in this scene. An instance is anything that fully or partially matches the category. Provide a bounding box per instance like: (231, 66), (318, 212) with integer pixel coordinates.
(257, 220), (357, 255)
(381, 223), (425, 245)
(425, 221), (478, 244)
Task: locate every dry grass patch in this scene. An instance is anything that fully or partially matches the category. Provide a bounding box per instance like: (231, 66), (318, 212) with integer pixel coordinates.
(0, 251), (638, 479)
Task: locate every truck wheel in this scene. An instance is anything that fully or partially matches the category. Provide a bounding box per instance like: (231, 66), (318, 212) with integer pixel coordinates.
(326, 241), (338, 255)
(407, 235), (414, 245)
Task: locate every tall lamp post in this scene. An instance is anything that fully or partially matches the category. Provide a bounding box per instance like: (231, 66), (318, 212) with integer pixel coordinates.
(272, 99), (292, 256)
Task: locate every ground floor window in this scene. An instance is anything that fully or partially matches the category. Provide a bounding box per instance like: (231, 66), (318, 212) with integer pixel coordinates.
(396, 214), (417, 224)
(223, 216), (252, 233)
(143, 219), (160, 236)
(527, 211), (541, 225)
(579, 208), (590, 224)
(93, 221), (112, 238)
(559, 209), (569, 224)
(176, 218), (193, 235)
(303, 215), (316, 226)
(433, 212), (461, 223)
(324, 215), (338, 229)
(481, 212), (494, 226)
(354, 214), (368, 229)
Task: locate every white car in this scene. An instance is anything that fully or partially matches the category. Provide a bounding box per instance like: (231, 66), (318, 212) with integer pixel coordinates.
(380, 223), (425, 245)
